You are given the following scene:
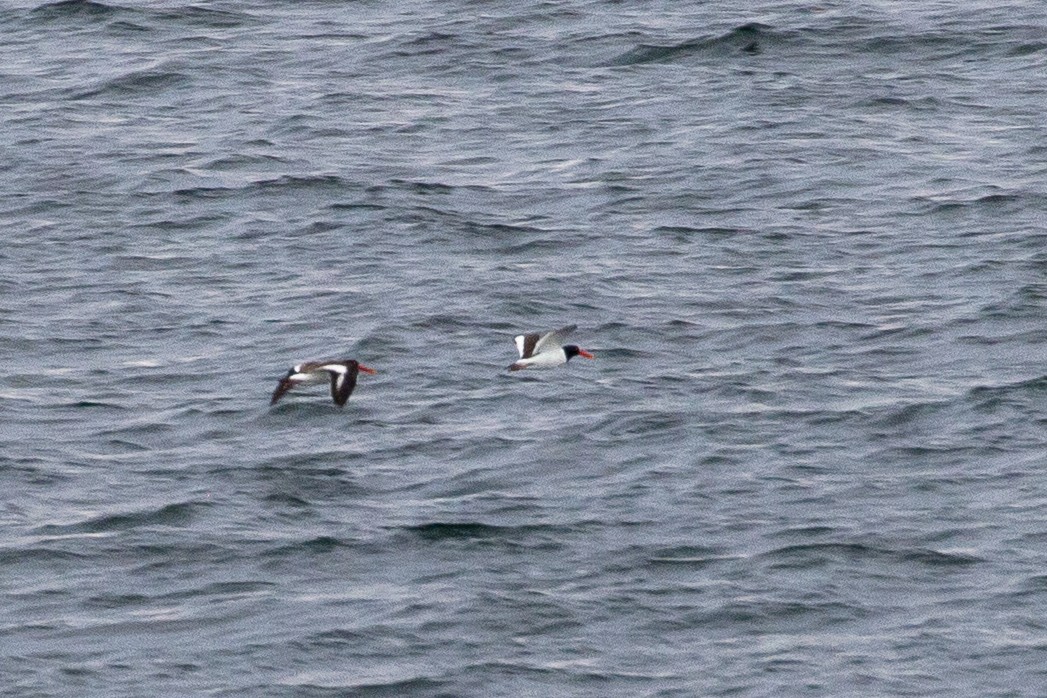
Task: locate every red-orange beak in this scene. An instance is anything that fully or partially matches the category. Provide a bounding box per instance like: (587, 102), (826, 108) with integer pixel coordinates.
(578, 349), (595, 359)
(358, 364), (378, 375)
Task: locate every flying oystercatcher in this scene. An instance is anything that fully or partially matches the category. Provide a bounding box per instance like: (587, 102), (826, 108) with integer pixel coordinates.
(270, 359), (377, 407)
(508, 324), (594, 371)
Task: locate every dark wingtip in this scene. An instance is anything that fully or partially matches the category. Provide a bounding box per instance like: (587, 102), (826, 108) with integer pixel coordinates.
(270, 378), (292, 406)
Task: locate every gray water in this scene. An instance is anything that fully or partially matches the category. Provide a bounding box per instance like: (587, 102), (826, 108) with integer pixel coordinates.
(3, 1), (1047, 695)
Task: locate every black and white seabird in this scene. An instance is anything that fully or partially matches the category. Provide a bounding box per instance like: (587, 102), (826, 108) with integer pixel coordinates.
(270, 359), (377, 407)
(508, 324), (594, 371)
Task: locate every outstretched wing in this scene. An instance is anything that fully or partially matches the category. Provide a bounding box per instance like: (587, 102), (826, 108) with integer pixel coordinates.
(329, 366), (359, 407)
(533, 324), (576, 356)
(515, 325), (577, 358)
(514, 333), (541, 359)
(270, 375), (295, 405)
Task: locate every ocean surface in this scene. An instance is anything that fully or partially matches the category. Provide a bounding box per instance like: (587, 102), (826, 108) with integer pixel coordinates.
(2, 1), (1047, 695)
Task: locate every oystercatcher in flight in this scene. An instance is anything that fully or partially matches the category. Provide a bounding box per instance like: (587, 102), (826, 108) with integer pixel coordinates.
(508, 325), (594, 371)
(270, 359), (377, 407)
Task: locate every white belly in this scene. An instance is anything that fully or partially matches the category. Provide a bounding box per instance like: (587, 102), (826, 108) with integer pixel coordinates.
(291, 371), (329, 385)
(519, 350), (567, 368)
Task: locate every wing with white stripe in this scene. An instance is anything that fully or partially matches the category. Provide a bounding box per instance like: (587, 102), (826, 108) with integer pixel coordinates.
(514, 333), (541, 359)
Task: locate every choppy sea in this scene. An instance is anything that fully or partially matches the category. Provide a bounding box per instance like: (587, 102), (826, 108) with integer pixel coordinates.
(3, 1), (1047, 695)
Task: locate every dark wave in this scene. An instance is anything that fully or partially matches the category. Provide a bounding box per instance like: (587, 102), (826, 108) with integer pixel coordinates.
(265, 536), (354, 557)
(68, 399), (127, 410)
(918, 189), (1038, 215)
(255, 174), (347, 191)
(613, 16), (1047, 70)
(173, 173), (351, 200)
(153, 5), (250, 29)
(405, 522), (520, 540)
(85, 581), (274, 609)
(870, 400), (947, 429)
(299, 628), (368, 648)
(978, 285), (1047, 319)
(968, 375), (1047, 407)
(387, 178), (457, 196)
(648, 544), (738, 568)
(1007, 41), (1047, 57)
(284, 677), (449, 695)
(34, 501), (201, 535)
(402, 521), (577, 543)
(73, 69), (191, 100)
(28, 0), (249, 30)
(30, 0), (119, 20)
(611, 23), (781, 65)
(653, 225), (752, 239)
(590, 409), (689, 441)
(858, 95), (943, 111)
(661, 599), (868, 633)
(0, 545), (88, 565)
(759, 542), (983, 568)
(856, 24), (1047, 60)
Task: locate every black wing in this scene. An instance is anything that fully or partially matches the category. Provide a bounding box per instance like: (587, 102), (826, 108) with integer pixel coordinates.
(515, 333), (541, 359)
(330, 367), (360, 407)
(270, 374), (295, 405)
